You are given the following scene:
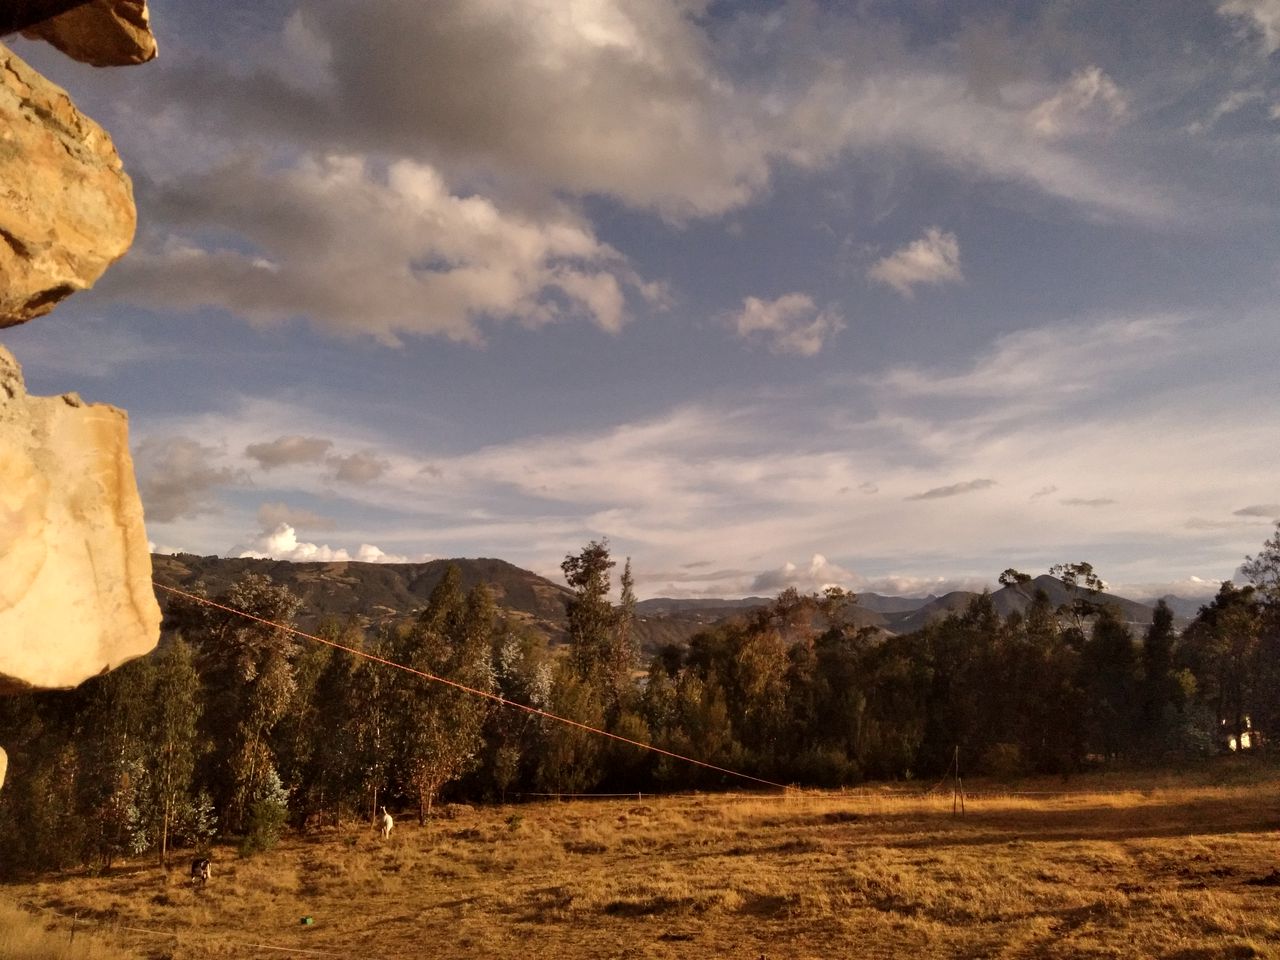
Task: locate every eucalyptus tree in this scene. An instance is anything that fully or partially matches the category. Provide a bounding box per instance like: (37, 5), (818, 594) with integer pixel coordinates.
(393, 569), (495, 821)
(195, 573), (302, 833)
(146, 637), (201, 866)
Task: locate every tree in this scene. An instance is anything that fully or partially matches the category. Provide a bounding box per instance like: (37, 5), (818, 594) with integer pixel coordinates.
(1080, 607), (1138, 761)
(1241, 521), (1280, 601)
(195, 574), (301, 834)
(535, 662), (605, 794)
(1139, 600), (1179, 758)
(1049, 561), (1108, 633)
(1179, 582), (1260, 751)
(999, 568), (1032, 587)
(78, 659), (154, 868)
(146, 638), (201, 866)
(562, 540), (617, 687)
(393, 570), (494, 822)
(1241, 523), (1280, 747)
(610, 558), (640, 707)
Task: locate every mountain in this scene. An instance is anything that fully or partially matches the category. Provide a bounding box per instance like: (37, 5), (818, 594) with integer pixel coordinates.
(1146, 594), (1214, 619)
(151, 553), (575, 643)
(880, 575), (1170, 635)
(150, 555), (778, 653)
(151, 556), (1190, 657)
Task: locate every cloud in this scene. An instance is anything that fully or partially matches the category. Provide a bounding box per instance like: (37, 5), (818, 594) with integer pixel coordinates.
(134, 436), (239, 523)
(1112, 575), (1224, 602)
(730, 293), (845, 356)
(245, 435), (334, 470)
(1185, 517), (1266, 530)
(747, 555), (993, 599)
(236, 522), (423, 564)
(327, 451), (389, 484)
(1218, 0), (1280, 53)
(112, 0), (1178, 233)
(110, 156), (653, 344)
(1031, 485), (1059, 500)
(1234, 504), (1280, 517)
(751, 554), (859, 593)
(257, 501), (337, 532)
(905, 479), (997, 501)
(1060, 498), (1117, 508)
(874, 315), (1182, 403)
(867, 228), (963, 298)
(1027, 66), (1128, 139)
(122, 308), (1277, 603)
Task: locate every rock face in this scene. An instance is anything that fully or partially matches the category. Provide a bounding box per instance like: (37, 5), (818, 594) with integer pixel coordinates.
(0, 345), (160, 692)
(22, 0), (156, 68)
(0, 43), (136, 327)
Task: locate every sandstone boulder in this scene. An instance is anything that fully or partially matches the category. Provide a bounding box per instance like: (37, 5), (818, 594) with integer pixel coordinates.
(22, 0), (156, 68)
(0, 44), (136, 327)
(0, 345), (160, 691)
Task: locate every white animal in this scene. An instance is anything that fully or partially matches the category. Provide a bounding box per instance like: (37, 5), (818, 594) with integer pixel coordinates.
(380, 806), (394, 839)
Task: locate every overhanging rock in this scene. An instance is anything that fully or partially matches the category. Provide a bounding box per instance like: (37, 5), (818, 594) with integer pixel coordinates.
(0, 43), (136, 326)
(0, 345), (160, 692)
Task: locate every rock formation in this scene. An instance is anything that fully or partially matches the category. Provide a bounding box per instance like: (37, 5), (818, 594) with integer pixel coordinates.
(0, 43), (137, 326)
(0, 345), (161, 692)
(21, 0), (156, 67)
(0, 1), (158, 802)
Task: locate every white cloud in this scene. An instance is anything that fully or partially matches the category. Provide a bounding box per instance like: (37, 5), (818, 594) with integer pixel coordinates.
(752, 554), (859, 593)
(1027, 66), (1128, 139)
(1111, 575), (1224, 602)
(1060, 498), (1118, 508)
(730, 293), (844, 356)
(134, 436), (239, 523)
(236, 522), (424, 564)
(873, 314), (1182, 403)
(1218, 0), (1280, 53)
(867, 228), (963, 298)
(109, 156), (653, 344)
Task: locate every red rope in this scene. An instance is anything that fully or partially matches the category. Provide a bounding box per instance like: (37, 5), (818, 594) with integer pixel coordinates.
(153, 582), (788, 791)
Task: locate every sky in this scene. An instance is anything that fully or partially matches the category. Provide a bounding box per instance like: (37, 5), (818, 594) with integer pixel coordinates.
(5, 0), (1280, 601)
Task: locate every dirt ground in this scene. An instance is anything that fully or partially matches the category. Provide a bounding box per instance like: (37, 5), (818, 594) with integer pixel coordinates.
(5, 765), (1280, 959)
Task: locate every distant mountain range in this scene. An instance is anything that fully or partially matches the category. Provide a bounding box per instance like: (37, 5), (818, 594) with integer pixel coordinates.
(151, 555), (1211, 655)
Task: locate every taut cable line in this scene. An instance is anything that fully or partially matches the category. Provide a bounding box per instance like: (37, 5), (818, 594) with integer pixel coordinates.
(153, 582), (788, 792)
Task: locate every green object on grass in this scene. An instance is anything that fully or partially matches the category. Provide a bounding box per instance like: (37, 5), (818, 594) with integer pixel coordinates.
(300, 916), (314, 925)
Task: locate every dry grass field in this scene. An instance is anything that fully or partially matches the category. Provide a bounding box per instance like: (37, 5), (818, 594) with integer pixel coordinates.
(5, 761), (1280, 960)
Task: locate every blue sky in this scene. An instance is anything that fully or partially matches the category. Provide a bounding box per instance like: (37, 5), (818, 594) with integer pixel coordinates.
(6, 0), (1279, 599)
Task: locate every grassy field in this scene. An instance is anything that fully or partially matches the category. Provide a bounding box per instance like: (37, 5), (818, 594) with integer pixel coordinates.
(5, 761), (1280, 959)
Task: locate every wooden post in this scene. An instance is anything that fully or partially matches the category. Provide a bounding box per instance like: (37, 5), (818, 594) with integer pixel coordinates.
(951, 745), (966, 817)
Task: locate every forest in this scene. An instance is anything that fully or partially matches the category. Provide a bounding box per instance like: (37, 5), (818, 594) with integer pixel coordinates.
(0, 525), (1277, 877)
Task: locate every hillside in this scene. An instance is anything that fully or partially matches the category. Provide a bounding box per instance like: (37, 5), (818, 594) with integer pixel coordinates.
(151, 553), (576, 643)
(151, 556), (1191, 655)
(882, 575), (1166, 634)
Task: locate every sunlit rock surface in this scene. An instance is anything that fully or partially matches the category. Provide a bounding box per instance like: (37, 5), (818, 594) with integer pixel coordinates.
(0, 345), (159, 692)
(22, 0), (156, 68)
(0, 44), (136, 327)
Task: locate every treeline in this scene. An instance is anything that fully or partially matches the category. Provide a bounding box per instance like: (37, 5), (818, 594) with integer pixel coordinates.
(1, 528), (1278, 876)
